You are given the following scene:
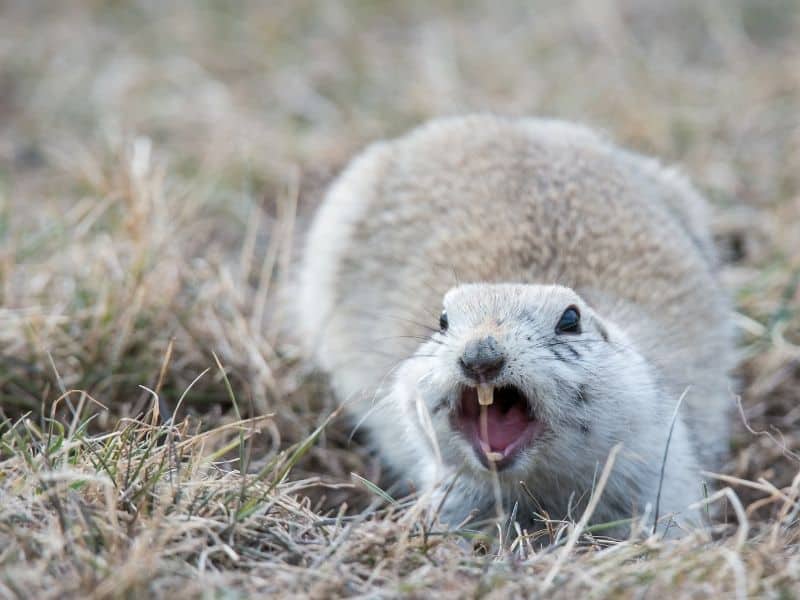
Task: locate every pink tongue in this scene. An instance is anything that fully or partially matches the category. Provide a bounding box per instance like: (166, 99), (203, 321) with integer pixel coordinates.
(485, 403), (530, 452)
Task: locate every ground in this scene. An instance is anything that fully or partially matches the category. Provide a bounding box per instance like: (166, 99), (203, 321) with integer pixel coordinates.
(1, 1), (799, 597)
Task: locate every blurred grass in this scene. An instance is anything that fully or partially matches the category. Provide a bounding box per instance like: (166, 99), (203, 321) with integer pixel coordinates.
(0, 0), (799, 597)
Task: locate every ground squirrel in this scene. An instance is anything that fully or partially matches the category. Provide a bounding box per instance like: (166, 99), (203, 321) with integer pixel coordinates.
(297, 115), (733, 535)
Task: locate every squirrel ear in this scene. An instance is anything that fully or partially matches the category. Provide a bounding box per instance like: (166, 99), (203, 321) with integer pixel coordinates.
(596, 319), (610, 342)
(571, 288), (610, 342)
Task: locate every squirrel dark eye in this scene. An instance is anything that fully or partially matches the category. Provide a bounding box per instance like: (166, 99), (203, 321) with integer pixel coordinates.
(439, 310), (449, 332)
(556, 306), (581, 334)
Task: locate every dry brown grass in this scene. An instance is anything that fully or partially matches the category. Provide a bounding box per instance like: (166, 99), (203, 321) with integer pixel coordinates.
(1, 1), (799, 597)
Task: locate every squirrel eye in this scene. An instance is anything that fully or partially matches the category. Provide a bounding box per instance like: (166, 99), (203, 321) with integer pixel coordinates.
(556, 306), (581, 334)
(439, 310), (449, 332)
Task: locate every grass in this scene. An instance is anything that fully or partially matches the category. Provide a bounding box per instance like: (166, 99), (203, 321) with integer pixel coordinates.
(1, 0), (799, 597)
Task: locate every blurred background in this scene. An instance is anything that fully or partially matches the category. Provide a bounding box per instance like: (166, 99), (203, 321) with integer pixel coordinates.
(0, 0), (799, 503)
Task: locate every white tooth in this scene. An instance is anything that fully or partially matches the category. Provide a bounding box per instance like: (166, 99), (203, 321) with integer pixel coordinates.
(477, 384), (494, 406)
(486, 451), (504, 462)
(480, 405), (489, 447)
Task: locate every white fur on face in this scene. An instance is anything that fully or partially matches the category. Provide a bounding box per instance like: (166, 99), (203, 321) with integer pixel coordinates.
(404, 284), (607, 465)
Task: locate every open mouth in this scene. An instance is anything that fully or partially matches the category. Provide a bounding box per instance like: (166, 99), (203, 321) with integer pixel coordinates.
(453, 384), (543, 470)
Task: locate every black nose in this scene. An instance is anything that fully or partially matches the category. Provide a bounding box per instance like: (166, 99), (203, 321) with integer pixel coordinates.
(460, 335), (506, 381)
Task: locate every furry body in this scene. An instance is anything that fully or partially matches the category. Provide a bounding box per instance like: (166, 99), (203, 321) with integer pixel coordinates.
(298, 115), (733, 533)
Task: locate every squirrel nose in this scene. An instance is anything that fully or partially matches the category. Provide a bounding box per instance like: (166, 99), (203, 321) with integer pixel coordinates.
(460, 335), (506, 381)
